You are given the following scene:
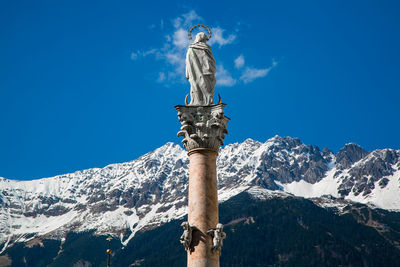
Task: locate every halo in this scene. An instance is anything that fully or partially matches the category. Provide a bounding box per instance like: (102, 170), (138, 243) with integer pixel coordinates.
(188, 24), (212, 40)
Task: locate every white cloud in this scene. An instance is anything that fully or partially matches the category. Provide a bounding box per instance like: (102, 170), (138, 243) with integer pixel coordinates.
(165, 51), (185, 71)
(142, 49), (157, 57)
(208, 27), (236, 47)
(130, 49), (157, 61)
(216, 65), (236, 87)
(173, 28), (190, 49)
(173, 10), (203, 29)
(240, 66), (271, 83)
(234, 55), (245, 69)
(157, 72), (166, 82)
(239, 59), (278, 83)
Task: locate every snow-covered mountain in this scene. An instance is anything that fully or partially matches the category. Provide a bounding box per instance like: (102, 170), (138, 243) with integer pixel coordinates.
(1, 136), (399, 252)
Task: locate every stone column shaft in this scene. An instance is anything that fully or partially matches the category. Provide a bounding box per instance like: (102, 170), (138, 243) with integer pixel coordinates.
(188, 148), (219, 267)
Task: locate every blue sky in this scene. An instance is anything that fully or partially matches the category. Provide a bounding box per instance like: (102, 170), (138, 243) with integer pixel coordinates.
(1, 0), (399, 180)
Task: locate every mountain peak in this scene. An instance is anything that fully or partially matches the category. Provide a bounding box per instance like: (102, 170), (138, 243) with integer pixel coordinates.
(264, 136), (303, 151)
(336, 143), (368, 169)
(267, 135), (285, 143)
(242, 138), (262, 146)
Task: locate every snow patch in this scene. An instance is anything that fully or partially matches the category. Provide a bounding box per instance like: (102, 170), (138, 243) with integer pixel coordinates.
(276, 167), (340, 198)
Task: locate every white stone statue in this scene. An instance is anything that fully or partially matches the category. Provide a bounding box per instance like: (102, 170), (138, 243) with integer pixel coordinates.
(207, 223), (226, 252)
(180, 221), (192, 251)
(185, 31), (217, 106)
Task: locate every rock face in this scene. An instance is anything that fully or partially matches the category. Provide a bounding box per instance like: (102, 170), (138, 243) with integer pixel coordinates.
(1, 136), (400, 252)
(216, 136), (336, 195)
(336, 143), (369, 169)
(337, 149), (400, 197)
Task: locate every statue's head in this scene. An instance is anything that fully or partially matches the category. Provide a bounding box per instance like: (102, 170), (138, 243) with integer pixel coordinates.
(216, 223), (223, 229)
(194, 32), (208, 43)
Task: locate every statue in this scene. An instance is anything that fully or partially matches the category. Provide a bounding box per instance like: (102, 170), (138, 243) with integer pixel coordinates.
(185, 25), (216, 106)
(207, 223), (226, 252)
(180, 221), (193, 251)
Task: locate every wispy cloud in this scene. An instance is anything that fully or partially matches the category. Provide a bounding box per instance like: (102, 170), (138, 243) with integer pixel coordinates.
(240, 67), (271, 83)
(208, 27), (236, 47)
(172, 28), (190, 49)
(173, 10), (202, 29)
(234, 55), (245, 69)
(130, 49), (157, 61)
(237, 57), (278, 83)
(216, 65), (236, 87)
(157, 72), (166, 82)
(130, 52), (138, 61)
(240, 59), (278, 83)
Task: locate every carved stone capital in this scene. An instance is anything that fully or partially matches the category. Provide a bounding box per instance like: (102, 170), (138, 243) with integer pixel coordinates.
(175, 104), (229, 152)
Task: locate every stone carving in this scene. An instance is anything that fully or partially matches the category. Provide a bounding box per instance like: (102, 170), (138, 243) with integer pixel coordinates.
(180, 222), (193, 251)
(175, 104), (229, 151)
(207, 223), (226, 252)
(185, 31), (216, 106)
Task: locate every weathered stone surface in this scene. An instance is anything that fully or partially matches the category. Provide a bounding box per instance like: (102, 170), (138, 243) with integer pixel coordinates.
(207, 223), (226, 253)
(180, 221), (193, 251)
(187, 149), (219, 267)
(175, 104), (229, 151)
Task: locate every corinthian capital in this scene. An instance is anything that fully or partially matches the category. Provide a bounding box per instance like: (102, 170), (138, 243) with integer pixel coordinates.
(175, 104), (229, 151)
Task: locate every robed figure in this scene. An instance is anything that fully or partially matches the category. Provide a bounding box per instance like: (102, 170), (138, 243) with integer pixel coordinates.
(185, 32), (217, 106)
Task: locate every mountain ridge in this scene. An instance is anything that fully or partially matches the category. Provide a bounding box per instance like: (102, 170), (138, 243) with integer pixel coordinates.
(1, 135), (399, 253)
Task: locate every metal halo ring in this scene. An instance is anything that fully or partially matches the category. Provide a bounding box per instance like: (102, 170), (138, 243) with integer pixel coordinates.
(188, 24), (212, 40)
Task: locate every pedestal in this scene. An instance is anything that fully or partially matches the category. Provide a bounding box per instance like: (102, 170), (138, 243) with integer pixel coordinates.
(175, 104), (229, 267)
